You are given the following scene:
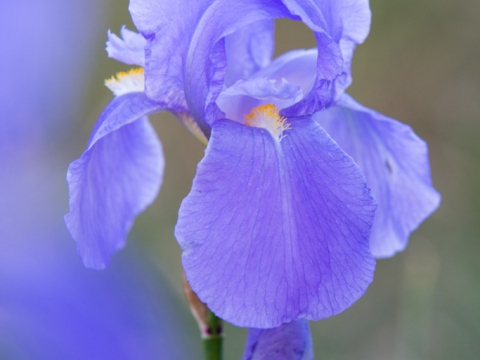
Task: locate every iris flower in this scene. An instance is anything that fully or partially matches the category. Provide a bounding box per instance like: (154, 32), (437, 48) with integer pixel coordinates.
(65, 0), (440, 328)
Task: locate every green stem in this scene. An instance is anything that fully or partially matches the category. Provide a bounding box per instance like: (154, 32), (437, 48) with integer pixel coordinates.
(203, 310), (223, 360)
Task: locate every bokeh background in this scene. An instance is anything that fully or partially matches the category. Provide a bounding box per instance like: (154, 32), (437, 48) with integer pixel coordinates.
(1, 0), (479, 359)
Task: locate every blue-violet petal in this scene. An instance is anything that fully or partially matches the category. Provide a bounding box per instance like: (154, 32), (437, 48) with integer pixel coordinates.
(65, 93), (165, 269)
(106, 26), (146, 66)
(315, 94), (441, 258)
(176, 116), (376, 327)
(242, 319), (313, 360)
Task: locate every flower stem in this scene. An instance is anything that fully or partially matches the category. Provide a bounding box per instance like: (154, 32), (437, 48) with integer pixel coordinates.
(204, 309), (223, 360)
(182, 272), (223, 360)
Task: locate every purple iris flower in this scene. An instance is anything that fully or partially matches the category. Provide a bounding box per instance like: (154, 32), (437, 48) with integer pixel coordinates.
(65, 0), (440, 328)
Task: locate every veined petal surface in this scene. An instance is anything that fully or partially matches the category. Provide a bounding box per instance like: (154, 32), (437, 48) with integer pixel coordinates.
(176, 116), (376, 328)
(242, 319), (313, 360)
(65, 93), (165, 269)
(106, 26), (146, 66)
(315, 94), (441, 258)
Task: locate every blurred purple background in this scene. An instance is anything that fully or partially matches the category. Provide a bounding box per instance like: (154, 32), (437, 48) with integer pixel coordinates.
(0, 1), (196, 359)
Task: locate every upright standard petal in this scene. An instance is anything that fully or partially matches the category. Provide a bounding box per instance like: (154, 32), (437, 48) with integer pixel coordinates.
(216, 49), (317, 122)
(184, 0), (292, 133)
(278, 0), (370, 116)
(216, 76), (303, 122)
(129, 0), (216, 110)
(315, 94), (441, 258)
(106, 26), (146, 66)
(224, 19), (275, 87)
(242, 319), (313, 360)
(65, 93), (165, 269)
(183, 0), (360, 130)
(130, 0), (344, 132)
(279, 0), (370, 43)
(330, 0), (371, 99)
(176, 116), (376, 328)
(131, 0), (370, 134)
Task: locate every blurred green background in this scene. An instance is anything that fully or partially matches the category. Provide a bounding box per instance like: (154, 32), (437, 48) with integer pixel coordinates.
(71, 0), (480, 359)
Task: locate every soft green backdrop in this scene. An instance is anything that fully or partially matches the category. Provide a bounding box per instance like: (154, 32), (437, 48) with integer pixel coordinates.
(72, 1), (480, 358)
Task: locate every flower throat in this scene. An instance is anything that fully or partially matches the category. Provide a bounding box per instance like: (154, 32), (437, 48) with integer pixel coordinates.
(244, 104), (291, 141)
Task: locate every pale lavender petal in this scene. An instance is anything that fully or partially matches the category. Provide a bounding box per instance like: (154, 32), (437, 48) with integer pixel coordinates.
(176, 116), (376, 328)
(65, 93), (165, 269)
(315, 94), (441, 258)
(332, 39), (357, 99)
(242, 319), (313, 360)
(280, 0), (370, 43)
(224, 19), (275, 87)
(216, 77), (303, 122)
(280, 0), (341, 33)
(340, 0), (371, 44)
(216, 49), (318, 121)
(106, 26), (146, 66)
(331, 0), (372, 98)
(254, 49), (318, 97)
(328, 0), (371, 98)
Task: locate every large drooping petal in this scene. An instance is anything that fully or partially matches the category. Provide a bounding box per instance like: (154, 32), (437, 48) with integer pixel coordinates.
(106, 26), (146, 66)
(242, 319), (313, 360)
(315, 94), (441, 258)
(65, 93), (166, 269)
(176, 116), (376, 328)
